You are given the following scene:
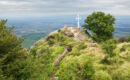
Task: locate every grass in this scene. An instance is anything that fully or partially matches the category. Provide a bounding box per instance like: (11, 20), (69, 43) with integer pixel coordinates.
(29, 30), (130, 80)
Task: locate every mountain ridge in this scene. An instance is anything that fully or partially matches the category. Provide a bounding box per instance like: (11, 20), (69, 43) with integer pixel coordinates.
(30, 26), (130, 80)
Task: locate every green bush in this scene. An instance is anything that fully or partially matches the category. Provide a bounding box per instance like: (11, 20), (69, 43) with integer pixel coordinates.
(118, 37), (128, 43)
(120, 46), (126, 52)
(51, 46), (64, 57)
(68, 43), (87, 56)
(0, 69), (6, 80)
(58, 29), (61, 32)
(79, 43), (87, 50)
(54, 34), (65, 42)
(94, 71), (112, 80)
(48, 39), (55, 45)
(102, 39), (117, 57)
(101, 39), (118, 64)
(30, 48), (37, 56)
(112, 64), (130, 80)
(56, 58), (78, 80)
(56, 57), (95, 80)
(80, 57), (95, 80)
(120, 44), (130, 53)
(127, 36), (130, 42)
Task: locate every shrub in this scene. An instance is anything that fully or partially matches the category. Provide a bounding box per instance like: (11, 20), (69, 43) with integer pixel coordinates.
(127, 36), (130, 42)
(58, 29), (61, 32)
(112, 63), (130, 80)
(94, 71), (112, 80)
(120, 44), (130, 53)
(51, 46), (64, 57)
(118, 37), (128, 43)
(56, 58), (79, 80)
(120, 47), (126, 52)
(102, 39), (117, 57)
(79, 43), (87, 50)
(30, 48), (37, 56)
(0, 70), (6, 80)
(101, 39), (118, 64)
(48, 39), (54, 45)
(56, 57), (95, 80)
(80, 58), (95, 80)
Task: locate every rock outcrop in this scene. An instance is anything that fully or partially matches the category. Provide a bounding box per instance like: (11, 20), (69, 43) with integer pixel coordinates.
(61, 25), (93, 42)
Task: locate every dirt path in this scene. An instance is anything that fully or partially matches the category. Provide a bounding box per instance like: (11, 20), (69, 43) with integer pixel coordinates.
(50, 67), (59, 80)
(53, 48), (68, 66)
(50, 46), (72, 80)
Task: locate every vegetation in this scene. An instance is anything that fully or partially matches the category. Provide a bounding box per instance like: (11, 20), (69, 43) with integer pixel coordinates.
(29, 27), (130, 80)
(0, 20), (27, 79)
(82, 12), (115, 42)
(102, 39), (117, 57)
(117, 36), (130, 43)
(0, 12), (130, 80)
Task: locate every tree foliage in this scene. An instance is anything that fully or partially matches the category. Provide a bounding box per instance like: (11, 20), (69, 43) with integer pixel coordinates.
(0, 20), (26, 79)
(0, 20), (24, 58)
(82, 12), (115, 41)
(0, 18), (129, 80)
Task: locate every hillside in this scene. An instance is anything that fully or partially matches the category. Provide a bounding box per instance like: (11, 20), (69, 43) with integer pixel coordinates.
(30, 26), (130, 80)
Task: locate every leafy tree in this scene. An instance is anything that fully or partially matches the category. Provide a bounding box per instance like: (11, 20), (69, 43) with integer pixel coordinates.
(0, 20), (26, 79)
(82, 12), (115, 41)
(0, 20), (24, 58)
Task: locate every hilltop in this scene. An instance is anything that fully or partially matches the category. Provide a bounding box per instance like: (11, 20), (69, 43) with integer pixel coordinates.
(1, 12), (130, 80)
(30, 26), (130, 80)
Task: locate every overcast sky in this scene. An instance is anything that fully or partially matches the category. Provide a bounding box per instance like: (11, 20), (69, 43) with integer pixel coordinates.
(0, 0), (130, 17)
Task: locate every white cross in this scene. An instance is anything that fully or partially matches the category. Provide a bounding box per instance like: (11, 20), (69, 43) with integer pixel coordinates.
(76, 14), (81, 28)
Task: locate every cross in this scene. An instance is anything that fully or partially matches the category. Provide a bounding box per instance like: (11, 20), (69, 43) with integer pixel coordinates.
(76, 14), (81, 28)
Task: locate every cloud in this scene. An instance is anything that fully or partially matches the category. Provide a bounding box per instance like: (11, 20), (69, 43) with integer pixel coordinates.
(0, 0), (130, 17)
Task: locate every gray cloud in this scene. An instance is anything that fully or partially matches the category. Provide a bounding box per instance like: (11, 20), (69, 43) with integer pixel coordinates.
(0, 0), (130, 17)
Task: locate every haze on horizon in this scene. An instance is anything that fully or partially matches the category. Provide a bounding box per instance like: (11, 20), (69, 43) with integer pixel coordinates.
(0, 0), (130, 18)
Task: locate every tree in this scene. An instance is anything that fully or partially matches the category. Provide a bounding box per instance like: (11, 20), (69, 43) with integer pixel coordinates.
(0, 20), (24, 58)
(82, 12), (115, 41)
(0, 20), (26, 79)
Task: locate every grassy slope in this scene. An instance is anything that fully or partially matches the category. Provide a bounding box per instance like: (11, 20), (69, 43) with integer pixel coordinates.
(30, 29), (130, 80)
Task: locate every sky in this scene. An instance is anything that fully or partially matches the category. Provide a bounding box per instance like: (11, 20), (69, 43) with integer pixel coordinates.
(0, 0), (130, 17)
